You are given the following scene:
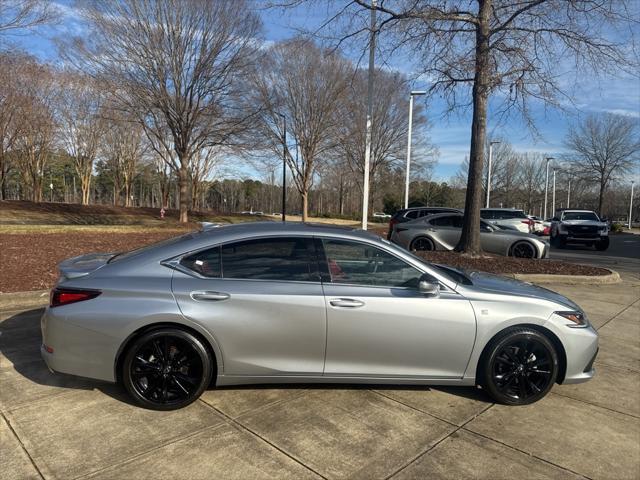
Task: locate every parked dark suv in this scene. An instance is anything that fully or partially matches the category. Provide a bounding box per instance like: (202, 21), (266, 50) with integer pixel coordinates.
(387, 207), (462, 239)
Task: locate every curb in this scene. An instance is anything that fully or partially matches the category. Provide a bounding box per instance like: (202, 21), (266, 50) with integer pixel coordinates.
(0, 290), (49, 311)
(506, 269), (621, 285)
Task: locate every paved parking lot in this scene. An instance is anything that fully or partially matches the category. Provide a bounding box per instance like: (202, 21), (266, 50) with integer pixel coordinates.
(2, 276), (639, 480)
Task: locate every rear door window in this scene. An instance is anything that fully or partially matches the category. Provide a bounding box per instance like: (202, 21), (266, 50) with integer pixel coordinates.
(221, 237), (315, 282)
(430, 215), (455, 227)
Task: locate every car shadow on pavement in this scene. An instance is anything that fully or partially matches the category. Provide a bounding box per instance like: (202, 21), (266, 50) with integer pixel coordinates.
(1, 308), (493, 409)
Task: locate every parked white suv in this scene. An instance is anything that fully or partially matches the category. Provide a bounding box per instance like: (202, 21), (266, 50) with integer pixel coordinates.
(550, 209), (609, 250)
(480, 208), (534, 233)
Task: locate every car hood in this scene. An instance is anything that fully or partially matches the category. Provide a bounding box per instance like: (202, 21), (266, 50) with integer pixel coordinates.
(58, 252), (115, 280)
(464, 270), (580, 310)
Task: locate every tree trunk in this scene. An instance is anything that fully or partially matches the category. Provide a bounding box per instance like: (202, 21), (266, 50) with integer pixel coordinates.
(455, 0), (491, 255)
(301, 192), (308, 221)
(80, 175), (91, 205)
(597, 180), (605, 215)
(178, 161), (189, 223)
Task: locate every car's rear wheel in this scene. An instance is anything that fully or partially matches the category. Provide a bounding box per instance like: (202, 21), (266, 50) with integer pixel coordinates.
(481, 328), (558, 405)
(410, 236), (435, 251)
(122, 328), (213, 410)
(510, 241), (537, 258)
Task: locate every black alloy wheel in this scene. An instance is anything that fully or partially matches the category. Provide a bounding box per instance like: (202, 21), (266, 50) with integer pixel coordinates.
(410, 237), (435, 251)
(482, 328), (558, 405)
(122, 328), (212, 410)
(511, 241), (537, 258)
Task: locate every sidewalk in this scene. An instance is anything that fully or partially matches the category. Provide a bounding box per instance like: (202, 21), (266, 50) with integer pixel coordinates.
(2, 276), (639, 480)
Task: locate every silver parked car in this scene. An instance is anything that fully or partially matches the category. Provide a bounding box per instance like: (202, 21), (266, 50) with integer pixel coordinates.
(390, 213), (549, 258)
(41, 222), (595, 410)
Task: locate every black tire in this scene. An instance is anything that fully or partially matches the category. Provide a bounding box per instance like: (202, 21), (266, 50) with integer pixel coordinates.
(595, 237), (609, 251)
(410, 236), (435, 251)
(510, 241), (537, 259)
(122, 328), (213, 410)
(480, 327), (558, 405)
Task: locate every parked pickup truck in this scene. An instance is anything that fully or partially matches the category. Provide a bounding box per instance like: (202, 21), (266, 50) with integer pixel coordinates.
(550, 209), (609, 250)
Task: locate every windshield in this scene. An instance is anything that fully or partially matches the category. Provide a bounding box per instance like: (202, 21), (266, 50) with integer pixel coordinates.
(562, 212), (600, 221)
(108, 232), (198, 263)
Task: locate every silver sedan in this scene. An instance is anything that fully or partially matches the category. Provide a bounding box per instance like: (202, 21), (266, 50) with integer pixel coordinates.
(41, 222), (595, 410)
(390, 213), (549, 258)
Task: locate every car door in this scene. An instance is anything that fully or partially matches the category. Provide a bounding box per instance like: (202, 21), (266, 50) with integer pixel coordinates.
(319, 238), (476, 378)
(428, 215), (462, 249)
(171, 236), (327, 376)
(479, 221), (504, 254)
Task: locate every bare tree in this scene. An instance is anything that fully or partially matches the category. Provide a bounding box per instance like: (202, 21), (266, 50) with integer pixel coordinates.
(517, 153), (546, 213)
(335, 67), (435, 200)
(565, 113), (639, 215)
(0, 51), (28, 199)
(65, 0), (262, 222)
(13, 59), (56, 201)
(190, 148), (221, 210)
(252, 39), (352, 220)
(0, 0), (56, 37)
(58, 74), (105, 205)
(312, 0), (637, 254)
(101, 110), (145, 207)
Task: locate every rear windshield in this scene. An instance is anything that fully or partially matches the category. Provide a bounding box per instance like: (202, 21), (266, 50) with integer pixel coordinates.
(108, 232), (199, 263)
(562, 212), (600, 221)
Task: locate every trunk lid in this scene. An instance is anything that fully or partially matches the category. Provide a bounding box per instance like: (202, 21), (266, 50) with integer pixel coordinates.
(57, 252), (115, 281)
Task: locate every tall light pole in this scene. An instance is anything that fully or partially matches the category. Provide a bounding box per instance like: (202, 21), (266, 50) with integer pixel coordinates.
(543, 157), (554, 219)
(630, 181), (635, 229)
(404, 90), (426, 209)
(276, 112), (287, 222)
(485, 140), (501, 208)
(552, 169), (557, 215)
(567, 177), (571, 209)
(361, 0), (377, 230)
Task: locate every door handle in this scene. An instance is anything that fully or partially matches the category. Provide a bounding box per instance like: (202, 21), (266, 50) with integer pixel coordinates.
(330, 298), (365, 308)
(191, 291), (230, 301)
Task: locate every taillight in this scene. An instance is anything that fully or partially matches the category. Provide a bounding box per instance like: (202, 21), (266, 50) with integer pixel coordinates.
(50, 288), (101, 308)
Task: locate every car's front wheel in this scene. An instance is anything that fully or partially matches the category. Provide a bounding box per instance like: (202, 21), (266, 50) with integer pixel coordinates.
(480, 328), (558, 405)
(122, 328), (213, 410)
(510, 241), (537, 258)
(595, 237), (609, 251)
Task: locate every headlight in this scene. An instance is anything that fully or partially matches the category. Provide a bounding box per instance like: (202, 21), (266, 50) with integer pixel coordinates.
(555, 311), (589, 328)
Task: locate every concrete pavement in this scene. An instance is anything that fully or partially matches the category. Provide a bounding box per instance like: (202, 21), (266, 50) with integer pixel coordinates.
(1, 276), (639, 479)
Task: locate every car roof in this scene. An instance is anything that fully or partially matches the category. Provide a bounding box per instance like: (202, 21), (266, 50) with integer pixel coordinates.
(481, 208), (524, 211)
(558, 209), (595, 213)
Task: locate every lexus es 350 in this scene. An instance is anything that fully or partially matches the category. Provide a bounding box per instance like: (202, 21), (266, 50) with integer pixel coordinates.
(41, 222), (597, 410)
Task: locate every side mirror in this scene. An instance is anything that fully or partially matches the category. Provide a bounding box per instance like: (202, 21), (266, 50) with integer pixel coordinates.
(418, 274), (440, 296)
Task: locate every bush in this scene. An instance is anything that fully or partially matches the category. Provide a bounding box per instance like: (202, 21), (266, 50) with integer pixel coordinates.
(611, 222), (624, 233)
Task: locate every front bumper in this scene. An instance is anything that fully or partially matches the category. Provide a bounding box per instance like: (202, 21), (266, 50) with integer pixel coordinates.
(40, 307), (118, 382)
(558, 325), (599, 384)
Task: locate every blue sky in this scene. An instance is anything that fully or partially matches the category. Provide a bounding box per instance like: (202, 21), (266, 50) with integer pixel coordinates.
(9, 0), (640, 182)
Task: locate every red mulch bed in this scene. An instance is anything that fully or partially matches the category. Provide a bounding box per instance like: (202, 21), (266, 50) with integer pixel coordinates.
(0, 232), (181, 293)
(0, 232), (610, 294)
(416, 251), (609, 276)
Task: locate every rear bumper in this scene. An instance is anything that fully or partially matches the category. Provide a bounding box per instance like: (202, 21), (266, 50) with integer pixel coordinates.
(40, 307), (118, 382)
